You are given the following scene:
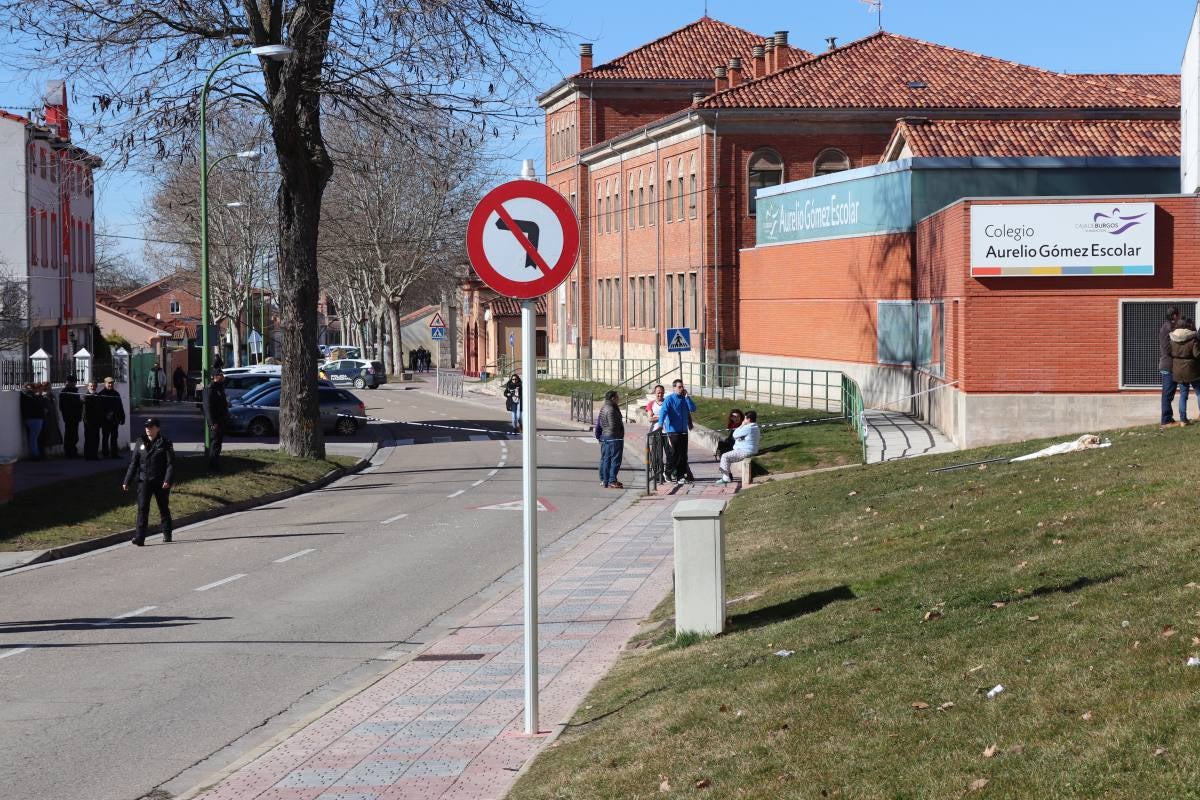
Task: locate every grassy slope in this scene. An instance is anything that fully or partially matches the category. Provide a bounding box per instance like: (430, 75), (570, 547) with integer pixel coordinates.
(536, 378), (862, 473)
(3, 451), (356, 551)
(510, 425), (1200, 799)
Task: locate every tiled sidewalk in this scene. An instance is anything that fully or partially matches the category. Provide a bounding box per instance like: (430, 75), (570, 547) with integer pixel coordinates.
(188, 477), (735, 800)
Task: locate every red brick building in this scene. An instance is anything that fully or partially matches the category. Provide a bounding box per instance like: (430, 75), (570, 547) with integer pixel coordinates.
(539, 19), (1177, 369)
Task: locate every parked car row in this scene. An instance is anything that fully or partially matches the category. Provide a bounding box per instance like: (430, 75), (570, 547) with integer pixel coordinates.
(227, 383), (365, 437)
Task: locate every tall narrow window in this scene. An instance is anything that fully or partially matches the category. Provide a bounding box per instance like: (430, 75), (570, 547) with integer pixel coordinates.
(629, 279), (637, 329)
(639, 277), (647, 328)
(638, 171), (645, 227)
(676, 158), (685, 220)
(813, 147), (851, 176)
(688, 156), (698, 218)
(29, 210), (37, 266)
(689, 272), (699, 330)
(648, 167), (656, 226)
(628, 177), (635, 228)
(604, 180), (611, 233)
(664, 163), (673, 223)
(678, 273), (687, 327)
(747, 148), (784, 216)
(615, 278), (622, 328)
(648, 276), (656, 327)
(613, 179), (621, 232)
(666, 274), (675, 327)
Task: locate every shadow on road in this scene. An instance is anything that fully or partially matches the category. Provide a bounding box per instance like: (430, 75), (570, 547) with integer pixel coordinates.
(0, 615), (232, 634)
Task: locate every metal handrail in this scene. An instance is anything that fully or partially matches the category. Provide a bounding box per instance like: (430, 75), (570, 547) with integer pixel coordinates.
(841, 373), (867, 463)
(569, 389), (594, 424)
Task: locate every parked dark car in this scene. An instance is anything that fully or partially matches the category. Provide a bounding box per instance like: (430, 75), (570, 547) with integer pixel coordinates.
(227, 386), (365, 437)
(232, 378), (334, 406)
(320, 358), (387, 389)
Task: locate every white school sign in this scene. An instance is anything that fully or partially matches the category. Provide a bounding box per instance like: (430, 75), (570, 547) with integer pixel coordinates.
(969, 202), (1156, 278)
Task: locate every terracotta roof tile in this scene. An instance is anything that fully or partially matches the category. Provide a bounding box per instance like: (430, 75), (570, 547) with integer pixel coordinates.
(397, 304), (440, 327)
(577, 17), (809, 82)
(700, 32), (1178, 110)
(1075, 74), (1179, 103)
(482, 296), (547, 317)
(96, 291), (185, 332)
(890, 118), (1180, 159)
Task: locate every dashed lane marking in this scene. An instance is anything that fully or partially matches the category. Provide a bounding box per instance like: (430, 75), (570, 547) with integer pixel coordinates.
(112, 606), (157, 620)
(273, 549), (316, 563)
(0, 647), (30, 660)
(381, 513), (409, 525)
(194, 574), (247, 592)
(488, 469), (499, 477)
(471, 480), (485, 487)
(447, 489), (466, 498)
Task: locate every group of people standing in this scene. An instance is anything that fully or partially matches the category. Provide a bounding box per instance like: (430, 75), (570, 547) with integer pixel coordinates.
(20, 376), (126, 460)
(408, 348), (432, 373)
(645, 380), (761, 485)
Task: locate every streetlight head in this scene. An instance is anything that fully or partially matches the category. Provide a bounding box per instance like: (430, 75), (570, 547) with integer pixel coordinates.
(235, 149), (262, 161)
(250, 44), (294, 61)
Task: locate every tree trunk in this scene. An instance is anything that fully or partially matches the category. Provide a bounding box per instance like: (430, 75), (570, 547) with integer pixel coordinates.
(230, 319), (243, 368)
(387, 302), (402, 377)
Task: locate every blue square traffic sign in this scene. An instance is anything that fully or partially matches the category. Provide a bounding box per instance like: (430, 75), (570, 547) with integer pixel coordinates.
(666, 327), (691, 352)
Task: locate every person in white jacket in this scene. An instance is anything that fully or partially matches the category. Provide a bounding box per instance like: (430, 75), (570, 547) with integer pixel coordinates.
(717, 410), (760, 485)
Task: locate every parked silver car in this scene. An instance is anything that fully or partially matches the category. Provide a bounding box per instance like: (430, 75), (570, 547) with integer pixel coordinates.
(226, 386), (366, 437)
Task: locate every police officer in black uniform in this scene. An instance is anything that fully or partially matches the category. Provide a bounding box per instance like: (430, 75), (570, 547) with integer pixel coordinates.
(203, 369), (230, 472)
(122, 417), (176, 546)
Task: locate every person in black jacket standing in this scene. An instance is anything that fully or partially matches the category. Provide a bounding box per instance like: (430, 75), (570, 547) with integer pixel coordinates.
(98, 376), (125, 458)
(123, 417), (176, 546)
(58, 376), (83, 458)
(203, 369), (229, 472)
(82, 381), (102, 460)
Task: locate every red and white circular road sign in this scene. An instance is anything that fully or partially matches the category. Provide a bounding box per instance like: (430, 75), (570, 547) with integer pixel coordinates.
(466, 180), (579, 300)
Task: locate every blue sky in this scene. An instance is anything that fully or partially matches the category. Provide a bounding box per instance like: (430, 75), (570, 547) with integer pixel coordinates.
(0, 0), (1193, 264)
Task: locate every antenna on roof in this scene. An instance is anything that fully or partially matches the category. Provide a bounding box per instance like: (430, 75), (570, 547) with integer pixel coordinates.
(860, 0), (883, 31)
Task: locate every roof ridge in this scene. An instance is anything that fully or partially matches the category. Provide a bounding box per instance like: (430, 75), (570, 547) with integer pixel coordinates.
(584, 15), (788, 76)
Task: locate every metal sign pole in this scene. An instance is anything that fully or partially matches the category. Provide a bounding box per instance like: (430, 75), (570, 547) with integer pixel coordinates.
(521, 299), (539, 735)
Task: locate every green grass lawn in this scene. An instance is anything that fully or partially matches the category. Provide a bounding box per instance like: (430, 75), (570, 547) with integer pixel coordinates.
(510, 424), (1200, 799)
(535, 378), (861, 473)
(2, 450), (356, 552)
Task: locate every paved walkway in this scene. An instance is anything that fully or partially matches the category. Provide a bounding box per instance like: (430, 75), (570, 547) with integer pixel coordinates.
(863, 409), (957, 464)
(185, 490), (733, 799)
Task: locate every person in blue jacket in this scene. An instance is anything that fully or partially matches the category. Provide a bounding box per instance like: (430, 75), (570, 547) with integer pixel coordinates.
(660, 379), (696, 484)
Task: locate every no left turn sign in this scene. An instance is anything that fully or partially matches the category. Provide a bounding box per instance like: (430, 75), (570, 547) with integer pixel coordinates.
(466, 180), (579, 299)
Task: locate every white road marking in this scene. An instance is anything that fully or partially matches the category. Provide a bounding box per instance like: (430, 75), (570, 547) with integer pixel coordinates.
(274, 549), (316, 563)
(381, 513), (408, 525)
(487, 469), (498, 477)
(113, 606), (157, 620)
(0, 647), (30, 660)
(471, 480), (485, 487)
(498, 461), (506, 468)
(447, 489), (466, 498)
(194, 574), (247, 592)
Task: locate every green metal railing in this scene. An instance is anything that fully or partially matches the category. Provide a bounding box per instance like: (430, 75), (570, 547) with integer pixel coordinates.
(841, 373), (867, 463)
(681, 362), (842, 412)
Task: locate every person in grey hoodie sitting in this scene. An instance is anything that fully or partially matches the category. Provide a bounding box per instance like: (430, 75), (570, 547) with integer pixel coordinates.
(1170, 319), (1200, 426)
(717, 409), (761, 484)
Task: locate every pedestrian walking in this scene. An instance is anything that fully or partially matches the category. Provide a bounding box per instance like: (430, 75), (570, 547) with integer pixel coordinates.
(596, 390), (625, 488)
(36, 382), (63, 456)
(82, 381), (102, 460)
(502, 372), (522, 431)
(717, 410), (761, 485)
(173, 365), (187, 403)
(98, 376), (125, 459)
(660, 379), (696, 484)
(203, 369), (230, 472)
(19, 383), (44, 460)
(1170, 319), (1200, 425)
(1161, 305), (1182, 427)
(59, 375), (83, 458)
(122, 417), (176, 546)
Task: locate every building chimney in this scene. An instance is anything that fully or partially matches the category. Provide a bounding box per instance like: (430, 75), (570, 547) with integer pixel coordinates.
(727, 57), (743, 88)
(43, 80), (68, 140)
(691, 91), (707, 107)
(752, 44), (767, 79)
(579, 43), (593, 72)
(765, 40), (776, 73)
(825, 36), (838, 51)
(774, 31), (791, 70)
(713, 65), (728, 93)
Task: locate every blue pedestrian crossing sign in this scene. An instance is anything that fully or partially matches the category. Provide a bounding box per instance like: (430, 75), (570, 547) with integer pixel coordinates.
(431, 327), (447, 340)
(666, 327), (691, 352)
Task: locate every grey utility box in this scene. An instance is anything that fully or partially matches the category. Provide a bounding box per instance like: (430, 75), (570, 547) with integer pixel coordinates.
(672, 499), (727, 636)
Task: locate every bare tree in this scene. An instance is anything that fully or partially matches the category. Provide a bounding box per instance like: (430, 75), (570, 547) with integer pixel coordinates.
(3, 1), (561, 458)
(320, 111), (483, 376)
(94, 229), (155, 296)
(0, 276), (31, 358)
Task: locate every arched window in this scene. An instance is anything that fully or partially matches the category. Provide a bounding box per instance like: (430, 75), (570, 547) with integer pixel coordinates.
(648, 167), (656, 226)
(628, 172), (635, 228)
(814, 147), (851, 176)
(613, 178), (621, 231)
(688, 155), (698, 218)
(676, 157), (685, 220)
(664, 162), (673, 223)
(747, 148), (784, 216)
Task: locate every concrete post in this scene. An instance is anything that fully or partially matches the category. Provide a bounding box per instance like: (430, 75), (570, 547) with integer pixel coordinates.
(29, 348), (49, 383)
(672, 499), (727, 636)
(74, 348), (92, 384)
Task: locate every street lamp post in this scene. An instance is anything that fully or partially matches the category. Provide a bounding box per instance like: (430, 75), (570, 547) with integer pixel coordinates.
(198, 43), (291, 448)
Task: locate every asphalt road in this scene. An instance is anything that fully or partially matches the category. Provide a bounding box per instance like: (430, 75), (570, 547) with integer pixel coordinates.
(0, 381), (634, 800)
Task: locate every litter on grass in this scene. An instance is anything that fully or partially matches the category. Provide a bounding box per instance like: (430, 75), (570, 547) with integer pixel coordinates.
(1186, 656), (1200, 667)
(1010, 434), (1111, 462)
(986, 684), (1005, 698)
(774, 649), (795, 658)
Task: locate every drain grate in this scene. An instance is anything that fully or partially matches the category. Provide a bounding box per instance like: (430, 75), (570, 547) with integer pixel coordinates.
(413, 653), (486, 662)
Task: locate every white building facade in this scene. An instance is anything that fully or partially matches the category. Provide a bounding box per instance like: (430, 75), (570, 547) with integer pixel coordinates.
(0, 81), (99, 359)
